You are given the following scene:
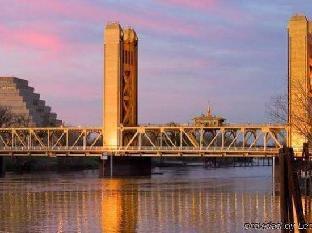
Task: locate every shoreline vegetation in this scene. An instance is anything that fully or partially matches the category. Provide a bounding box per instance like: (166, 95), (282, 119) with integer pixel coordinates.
(4, 157), (99, 172)
(4, 157), (270, 173)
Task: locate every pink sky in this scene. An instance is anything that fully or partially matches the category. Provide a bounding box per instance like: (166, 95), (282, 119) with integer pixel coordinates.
(0, 0), (311, 125)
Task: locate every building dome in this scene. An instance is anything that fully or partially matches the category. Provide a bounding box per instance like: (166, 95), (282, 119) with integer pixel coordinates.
(123, 28), (138, 42)
(290, 14), (308, 21)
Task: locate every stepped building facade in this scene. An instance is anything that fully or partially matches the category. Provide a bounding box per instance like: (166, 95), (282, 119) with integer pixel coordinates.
(0, 77), (62, 126)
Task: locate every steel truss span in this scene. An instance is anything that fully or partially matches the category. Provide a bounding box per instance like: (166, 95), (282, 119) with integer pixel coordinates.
(0, 125), (287, 157)
(119, 125), (286, 156)
(0, 128), (104, 156)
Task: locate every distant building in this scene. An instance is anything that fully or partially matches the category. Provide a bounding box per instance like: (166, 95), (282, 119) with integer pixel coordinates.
(0, 77), (62, 126)
(193, 107), (225, 127)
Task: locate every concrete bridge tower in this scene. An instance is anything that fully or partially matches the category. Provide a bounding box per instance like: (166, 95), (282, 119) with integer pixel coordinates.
(101, 23), (151, 177)
(103, 23), (138, 148)
(288, 15), (312, 148)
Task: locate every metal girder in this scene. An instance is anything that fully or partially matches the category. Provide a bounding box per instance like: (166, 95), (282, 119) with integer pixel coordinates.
(0, 124), (287, 156)
(0, 127), (104, 156)
(119, 125), (287, 156)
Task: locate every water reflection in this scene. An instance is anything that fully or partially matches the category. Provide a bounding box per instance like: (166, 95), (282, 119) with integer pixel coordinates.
(101, 180), (138, 233)
(0, 167), (284, 233)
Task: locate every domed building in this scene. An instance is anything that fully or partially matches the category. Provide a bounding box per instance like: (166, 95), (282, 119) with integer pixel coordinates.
(192, 107), (225, 127)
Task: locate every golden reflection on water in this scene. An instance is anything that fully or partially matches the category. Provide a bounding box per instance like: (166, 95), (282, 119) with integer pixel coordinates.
(0, 169), (288, 233)
(101, 180), (138, 233)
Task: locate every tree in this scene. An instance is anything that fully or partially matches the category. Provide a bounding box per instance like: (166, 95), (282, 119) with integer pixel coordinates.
(0, 106), (30, 127)
(266, 94), (288, 124)
(266, 80), (312, 143)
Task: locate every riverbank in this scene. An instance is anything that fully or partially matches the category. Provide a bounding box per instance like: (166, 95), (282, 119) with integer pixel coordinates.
(4, 157), (99, 172)
(3, 157), (272, 173)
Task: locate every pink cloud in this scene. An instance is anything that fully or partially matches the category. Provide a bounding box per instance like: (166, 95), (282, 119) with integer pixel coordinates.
(155, 0), (251, 22)
(38, 82), (101, 100)
(156, 0), (216, 10)
(18, 31), (63, 51)
(141, 57), (216, 75)
(4, 0), (201, 38)
(0, 25), (64, 53)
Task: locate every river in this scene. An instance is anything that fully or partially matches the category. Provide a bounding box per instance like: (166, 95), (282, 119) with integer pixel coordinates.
(0, 166), (280, 233)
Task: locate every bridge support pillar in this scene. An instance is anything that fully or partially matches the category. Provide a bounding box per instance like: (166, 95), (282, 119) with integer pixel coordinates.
(0, 157), (5, 178)
(272, 157), (279, 195)
(99, 156), (151, 178)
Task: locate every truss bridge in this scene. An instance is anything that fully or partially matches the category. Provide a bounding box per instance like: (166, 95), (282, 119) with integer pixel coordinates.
(0, 124), (287, 157)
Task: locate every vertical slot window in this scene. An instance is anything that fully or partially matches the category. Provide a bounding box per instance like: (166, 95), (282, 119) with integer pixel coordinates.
(130, 51), (132, 65)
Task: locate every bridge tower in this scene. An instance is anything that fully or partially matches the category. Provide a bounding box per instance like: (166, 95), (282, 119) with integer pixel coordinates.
(288, 15), (312, 148)
(101, 23), (151, 177)
(103, 23), (138, 148)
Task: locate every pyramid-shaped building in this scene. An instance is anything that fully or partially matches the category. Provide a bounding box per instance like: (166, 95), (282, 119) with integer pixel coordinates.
(0, 77), (62, 126)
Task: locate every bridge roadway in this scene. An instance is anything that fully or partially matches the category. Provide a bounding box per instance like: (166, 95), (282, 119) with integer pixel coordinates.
(0, 124), (288, 157)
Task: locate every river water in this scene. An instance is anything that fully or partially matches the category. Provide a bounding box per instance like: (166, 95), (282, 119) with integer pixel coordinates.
(0, 166), (280, 233)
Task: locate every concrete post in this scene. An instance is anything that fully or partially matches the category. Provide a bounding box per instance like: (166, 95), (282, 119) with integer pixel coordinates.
(272, 156), (280, 196)
(99, 156), (152, 178)
(99, 156), (107, 178)
(0, 157), (5, 178)
(272, 157), (276, 196)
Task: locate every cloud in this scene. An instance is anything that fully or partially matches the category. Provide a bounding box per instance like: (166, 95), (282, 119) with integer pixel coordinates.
(1, 0), (200, 38)
(0, 0), (308, 125)
(155, 0), (216, 10)
(0, 25), (64, 53)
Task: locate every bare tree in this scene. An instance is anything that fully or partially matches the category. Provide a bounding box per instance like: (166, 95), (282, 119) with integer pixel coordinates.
(0, 107), (12, 127)
(266, 94), (288, 124)
(0, 106), (30, 127)
(267, 80), (312, 143)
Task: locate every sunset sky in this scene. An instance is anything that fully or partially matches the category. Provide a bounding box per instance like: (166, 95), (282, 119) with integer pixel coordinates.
(1, 1), (311, 126)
